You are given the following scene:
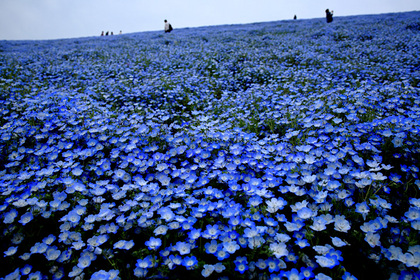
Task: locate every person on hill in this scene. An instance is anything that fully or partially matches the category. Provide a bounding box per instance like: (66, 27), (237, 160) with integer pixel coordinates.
(164, 19), (173, 33)
(326, 9), (333, 23)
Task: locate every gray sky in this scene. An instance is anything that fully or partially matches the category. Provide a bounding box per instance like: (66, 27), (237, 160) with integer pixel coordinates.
(0, 0), (419, 40)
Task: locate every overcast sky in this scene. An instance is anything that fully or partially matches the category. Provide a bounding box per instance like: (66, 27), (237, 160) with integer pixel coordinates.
(0, 0), (419, 40)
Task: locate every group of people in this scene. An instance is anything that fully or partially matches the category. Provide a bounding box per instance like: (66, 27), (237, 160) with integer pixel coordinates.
(163, 9), (333, 35)
(101, 31), (122, 36)
(102, 11), (332, 37)
(99, 9), (332, 38)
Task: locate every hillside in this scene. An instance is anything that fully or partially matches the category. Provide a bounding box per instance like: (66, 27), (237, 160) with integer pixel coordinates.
(1, 11), (420, 280)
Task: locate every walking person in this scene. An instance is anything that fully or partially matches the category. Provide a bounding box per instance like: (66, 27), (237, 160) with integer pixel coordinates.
(164, 19), (173, 33)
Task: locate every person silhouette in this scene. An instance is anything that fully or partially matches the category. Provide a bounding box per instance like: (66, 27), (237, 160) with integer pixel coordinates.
(326, 9), (333, 23)
(164, 19), (173, 33)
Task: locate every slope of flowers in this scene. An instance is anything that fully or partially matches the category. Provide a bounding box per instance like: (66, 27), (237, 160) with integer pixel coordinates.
(1, 11), (420, 280)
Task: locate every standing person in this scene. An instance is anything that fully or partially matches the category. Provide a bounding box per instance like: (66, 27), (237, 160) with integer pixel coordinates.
(325, 9), (333, 23)
(164, 19), (173, 33)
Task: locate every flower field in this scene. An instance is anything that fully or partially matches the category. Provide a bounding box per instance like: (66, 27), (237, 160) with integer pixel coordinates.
(1, 11), (420, 280)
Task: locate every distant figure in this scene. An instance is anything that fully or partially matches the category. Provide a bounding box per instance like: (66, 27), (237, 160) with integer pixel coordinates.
(106, 31), (109, 36)
(294, 15), (297, 20)
(119, 30), (122, 35)
(326, 9), (333, 23)
(164, 19), (173, 33)
(111, 31), (114, 35)
(101, 31), (104, 36)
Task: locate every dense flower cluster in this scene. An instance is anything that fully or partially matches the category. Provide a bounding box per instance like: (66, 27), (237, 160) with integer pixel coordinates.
(1, 11), (420, 280)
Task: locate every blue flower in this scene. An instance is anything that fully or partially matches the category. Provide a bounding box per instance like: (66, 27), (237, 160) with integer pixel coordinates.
(342, 271), (357, 280)
(27, 271), (43, 280)
(21, 264), (32, 275)
(204, 240), (219, 255)
(114, 240), (135, 250)
(182, 255), (198, 270)
(4, 246), (18, 257)
(91, 269), (120, 280)
(174, 241), (191, 255)
(136, 255), (155, 269)
(202, 224), (220, 239)
(315, 255), (337, 268)
(145, 237), (162, 250)
(222, 240), (240, 254)
(234, 256), (248, 274)
(188, 228), (201, 240)
(355, 201), (370, 220)
(297, 207), (315, 220)
(201, 264), (215, 277)
(45, 246), (61, 261)
(284, 268), (302, 280)
(3, 209), (18, 224)
(300, 267), (315, 279)
(19, 211), (33, 225)
(215, 245), (230, 260)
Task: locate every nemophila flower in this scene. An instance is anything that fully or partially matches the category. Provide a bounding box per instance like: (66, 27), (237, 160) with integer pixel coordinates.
(4, 246), (18, 257)
(45, 246), (61, 261)
(71, 166), (83, 176)
(341, 272), (357, 280)
(265, 258), (284, 272)
(3, 209), (18, 224)
(215, 245), (230, 260)
(315, 254), (338, 268)
(331, 236), (348, 247)
(300, 267), (315, 279)
(297, 207), (315, 220)
(205, 240), (219, 254)
(296, 238), (310, 248)
(77, 254), (92, 269)
(270, 242), (289, 258)
(182, 255), (198, 270)
(31, 242), (48, 254)
(158, 206), (175, 222)
(364, 232), (381, 248)
(72, 240), (85, 250)
(255, 258), (268, 270)
(91, 269), (119, 280)
(355, 201), (370, 220)
(334, 215), (351, 232)
(19, 211), (33, 225)
(114, 240), (135, 250)
(234, 256), (248, 274)
(285, 220), (304, 232)
(315, 273), (332, 280)
(21, 264), (32, 275)
(174, 241), (191, 255)
(136, 255), (155, 269)
(154, 225), (168, 236)
(27, 271), (43, 280)
(203, 224), (220, 239)
(223, 240), (240, 254)
(243, 226), (259, 239)
(168, 254), (183, 267)
(283, 268), (301, 280)
(201, 264), (215, 278)
(404, 207), (420, 222)
(145, 237), (162, 250)
(188, 228), (201, 240)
